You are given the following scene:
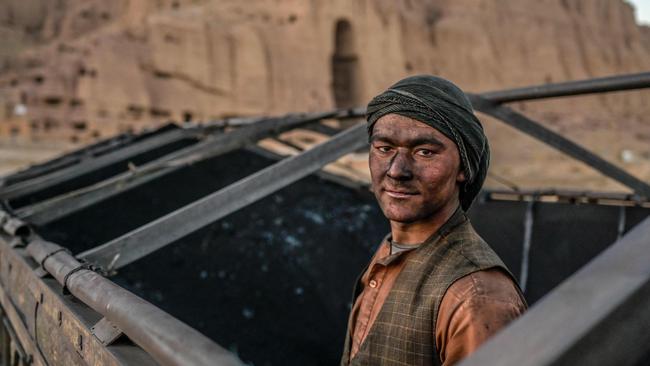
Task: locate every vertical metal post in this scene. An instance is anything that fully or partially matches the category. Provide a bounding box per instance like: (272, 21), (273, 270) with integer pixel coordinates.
(519, 198), (535, 293)
(616, 205), (627, 241)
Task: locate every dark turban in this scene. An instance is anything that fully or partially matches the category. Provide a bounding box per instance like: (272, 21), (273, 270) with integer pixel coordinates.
(366, 75), (489, 211)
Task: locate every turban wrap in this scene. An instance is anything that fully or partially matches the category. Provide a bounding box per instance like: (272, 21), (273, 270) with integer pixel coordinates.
(366, 75), (489, 211)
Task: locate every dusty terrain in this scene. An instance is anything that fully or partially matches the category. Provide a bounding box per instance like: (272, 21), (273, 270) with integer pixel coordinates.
(0, 137), (70, 177)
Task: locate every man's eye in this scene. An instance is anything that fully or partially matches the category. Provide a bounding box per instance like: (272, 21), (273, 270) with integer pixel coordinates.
(375, 146), (392, 153)
(416, 149), (434, 156)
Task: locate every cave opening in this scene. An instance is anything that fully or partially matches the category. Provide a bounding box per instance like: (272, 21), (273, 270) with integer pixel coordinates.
(331, 19), (361, 110)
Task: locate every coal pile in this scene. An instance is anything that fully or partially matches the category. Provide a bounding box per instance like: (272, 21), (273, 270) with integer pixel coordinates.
(38, 148), (389, 366)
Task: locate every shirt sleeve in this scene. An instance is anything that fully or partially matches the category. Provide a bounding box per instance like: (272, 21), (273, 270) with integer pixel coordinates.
(435, 268), (527, 366)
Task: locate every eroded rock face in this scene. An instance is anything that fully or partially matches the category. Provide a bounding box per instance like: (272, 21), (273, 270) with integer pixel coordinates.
(0, 0), (649, 189)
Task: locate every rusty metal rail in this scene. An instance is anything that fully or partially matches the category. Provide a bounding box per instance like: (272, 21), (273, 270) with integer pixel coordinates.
(0, 127), (198, 202)
(469, 94), (650, 198)
(484, 188), (650, 206)
(0, 131), (137, 187)
(25, 239), (244, 366)
(480, 71), (650, 103)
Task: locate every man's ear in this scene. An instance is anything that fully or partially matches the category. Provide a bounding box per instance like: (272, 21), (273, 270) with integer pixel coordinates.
(456, 169), (466, 183)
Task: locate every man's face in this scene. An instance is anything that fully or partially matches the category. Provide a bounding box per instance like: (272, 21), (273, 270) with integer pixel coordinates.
(369, 114), (465, 224)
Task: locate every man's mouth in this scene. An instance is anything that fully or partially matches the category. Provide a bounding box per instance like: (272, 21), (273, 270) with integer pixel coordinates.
(383, 188), (418, 199)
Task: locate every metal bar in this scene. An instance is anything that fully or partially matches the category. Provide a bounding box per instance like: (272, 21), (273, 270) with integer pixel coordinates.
(26, 239), (244, 366)
(77, 123), (368, 271)
(459, 216), (650, 366)
(0, 133), (135, 186)
(519, 199), (534, 293)
(469, 95), (650, 198)
(0, 233), (158, 366)
(302, 122), (342, 136)
(485, 188), (642, 201)
(480, 72), (650, 103)
(1, 155), (80, 188)
(1, 125), (183, 187)
(244, 145), (370, 191)
(616, 206), (627, 241)
(0, 127), (193, 201)
(16, 111), (337, 225)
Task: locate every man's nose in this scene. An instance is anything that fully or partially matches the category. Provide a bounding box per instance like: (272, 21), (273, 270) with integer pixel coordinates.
(387, 151), (413, 180)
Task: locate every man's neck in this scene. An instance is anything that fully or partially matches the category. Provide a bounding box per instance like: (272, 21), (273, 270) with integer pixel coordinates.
(389, 203), (460, 244)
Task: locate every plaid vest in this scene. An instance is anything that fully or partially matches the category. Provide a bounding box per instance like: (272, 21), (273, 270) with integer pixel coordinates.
(341, 210), (511, 366)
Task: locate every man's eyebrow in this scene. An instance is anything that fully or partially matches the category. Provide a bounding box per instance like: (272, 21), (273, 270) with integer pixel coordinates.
(370, 134), (445, 147)
(409, 137), (444, 148)
(369, 134), (394, 143)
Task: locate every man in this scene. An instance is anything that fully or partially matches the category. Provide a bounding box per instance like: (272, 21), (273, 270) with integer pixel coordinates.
(341, 75), (527, 366)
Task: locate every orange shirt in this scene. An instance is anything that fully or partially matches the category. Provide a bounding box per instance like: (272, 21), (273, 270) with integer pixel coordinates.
(349, 239), (527, 365)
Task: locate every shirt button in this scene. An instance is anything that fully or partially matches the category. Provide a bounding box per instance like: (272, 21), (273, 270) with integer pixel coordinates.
(369, 280), (378, 288)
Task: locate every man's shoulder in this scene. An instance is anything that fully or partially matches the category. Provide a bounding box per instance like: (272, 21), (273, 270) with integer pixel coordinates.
(444, 217), (486, 246)
(444, 268), (525, 306)
(435, 268), (528, 366)
(442, 219), (505, 270)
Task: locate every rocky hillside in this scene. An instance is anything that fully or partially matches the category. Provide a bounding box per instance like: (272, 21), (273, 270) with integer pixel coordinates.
(1, 0), (649, 190)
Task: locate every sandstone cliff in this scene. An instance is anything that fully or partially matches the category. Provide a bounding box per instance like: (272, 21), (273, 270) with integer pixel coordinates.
(0, 0), (649, 190)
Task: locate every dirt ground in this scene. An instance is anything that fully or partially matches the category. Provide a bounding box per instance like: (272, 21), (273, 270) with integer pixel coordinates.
(0, 138), (72, 177)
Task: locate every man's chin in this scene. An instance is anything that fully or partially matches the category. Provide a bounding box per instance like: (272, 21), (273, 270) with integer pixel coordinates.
(381, 204), (446, 224)
(382, 211), (422, 224)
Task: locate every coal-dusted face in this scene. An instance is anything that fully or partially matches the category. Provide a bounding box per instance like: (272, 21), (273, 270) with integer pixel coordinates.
(369, 114), (465, 224)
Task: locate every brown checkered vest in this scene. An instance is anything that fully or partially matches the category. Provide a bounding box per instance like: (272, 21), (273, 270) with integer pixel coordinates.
(341, 210), (512, 366)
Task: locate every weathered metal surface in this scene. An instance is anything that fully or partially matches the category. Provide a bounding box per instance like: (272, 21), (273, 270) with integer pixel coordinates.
(0, 275), (46, 365)
(27, 239), (244, 366)
(0, 212), (30, 237)
(484, 188), (650, 206)
(459, 216), (650, 366)
(518, 200), (534, 292)
(469, 95), (650, 198)
(0, 127), (196, 203)
(245, 144), (370, 191)
(0, 235), (155, 366)
(480, 71), (650, 103)
(77, 122), (368, 271)
(16, 111), (337, 225)
(0, 125), (187, 188)
(91, 317), (123, 346)
(0, 131), (137, 187)
(0, 312), (26, 366)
